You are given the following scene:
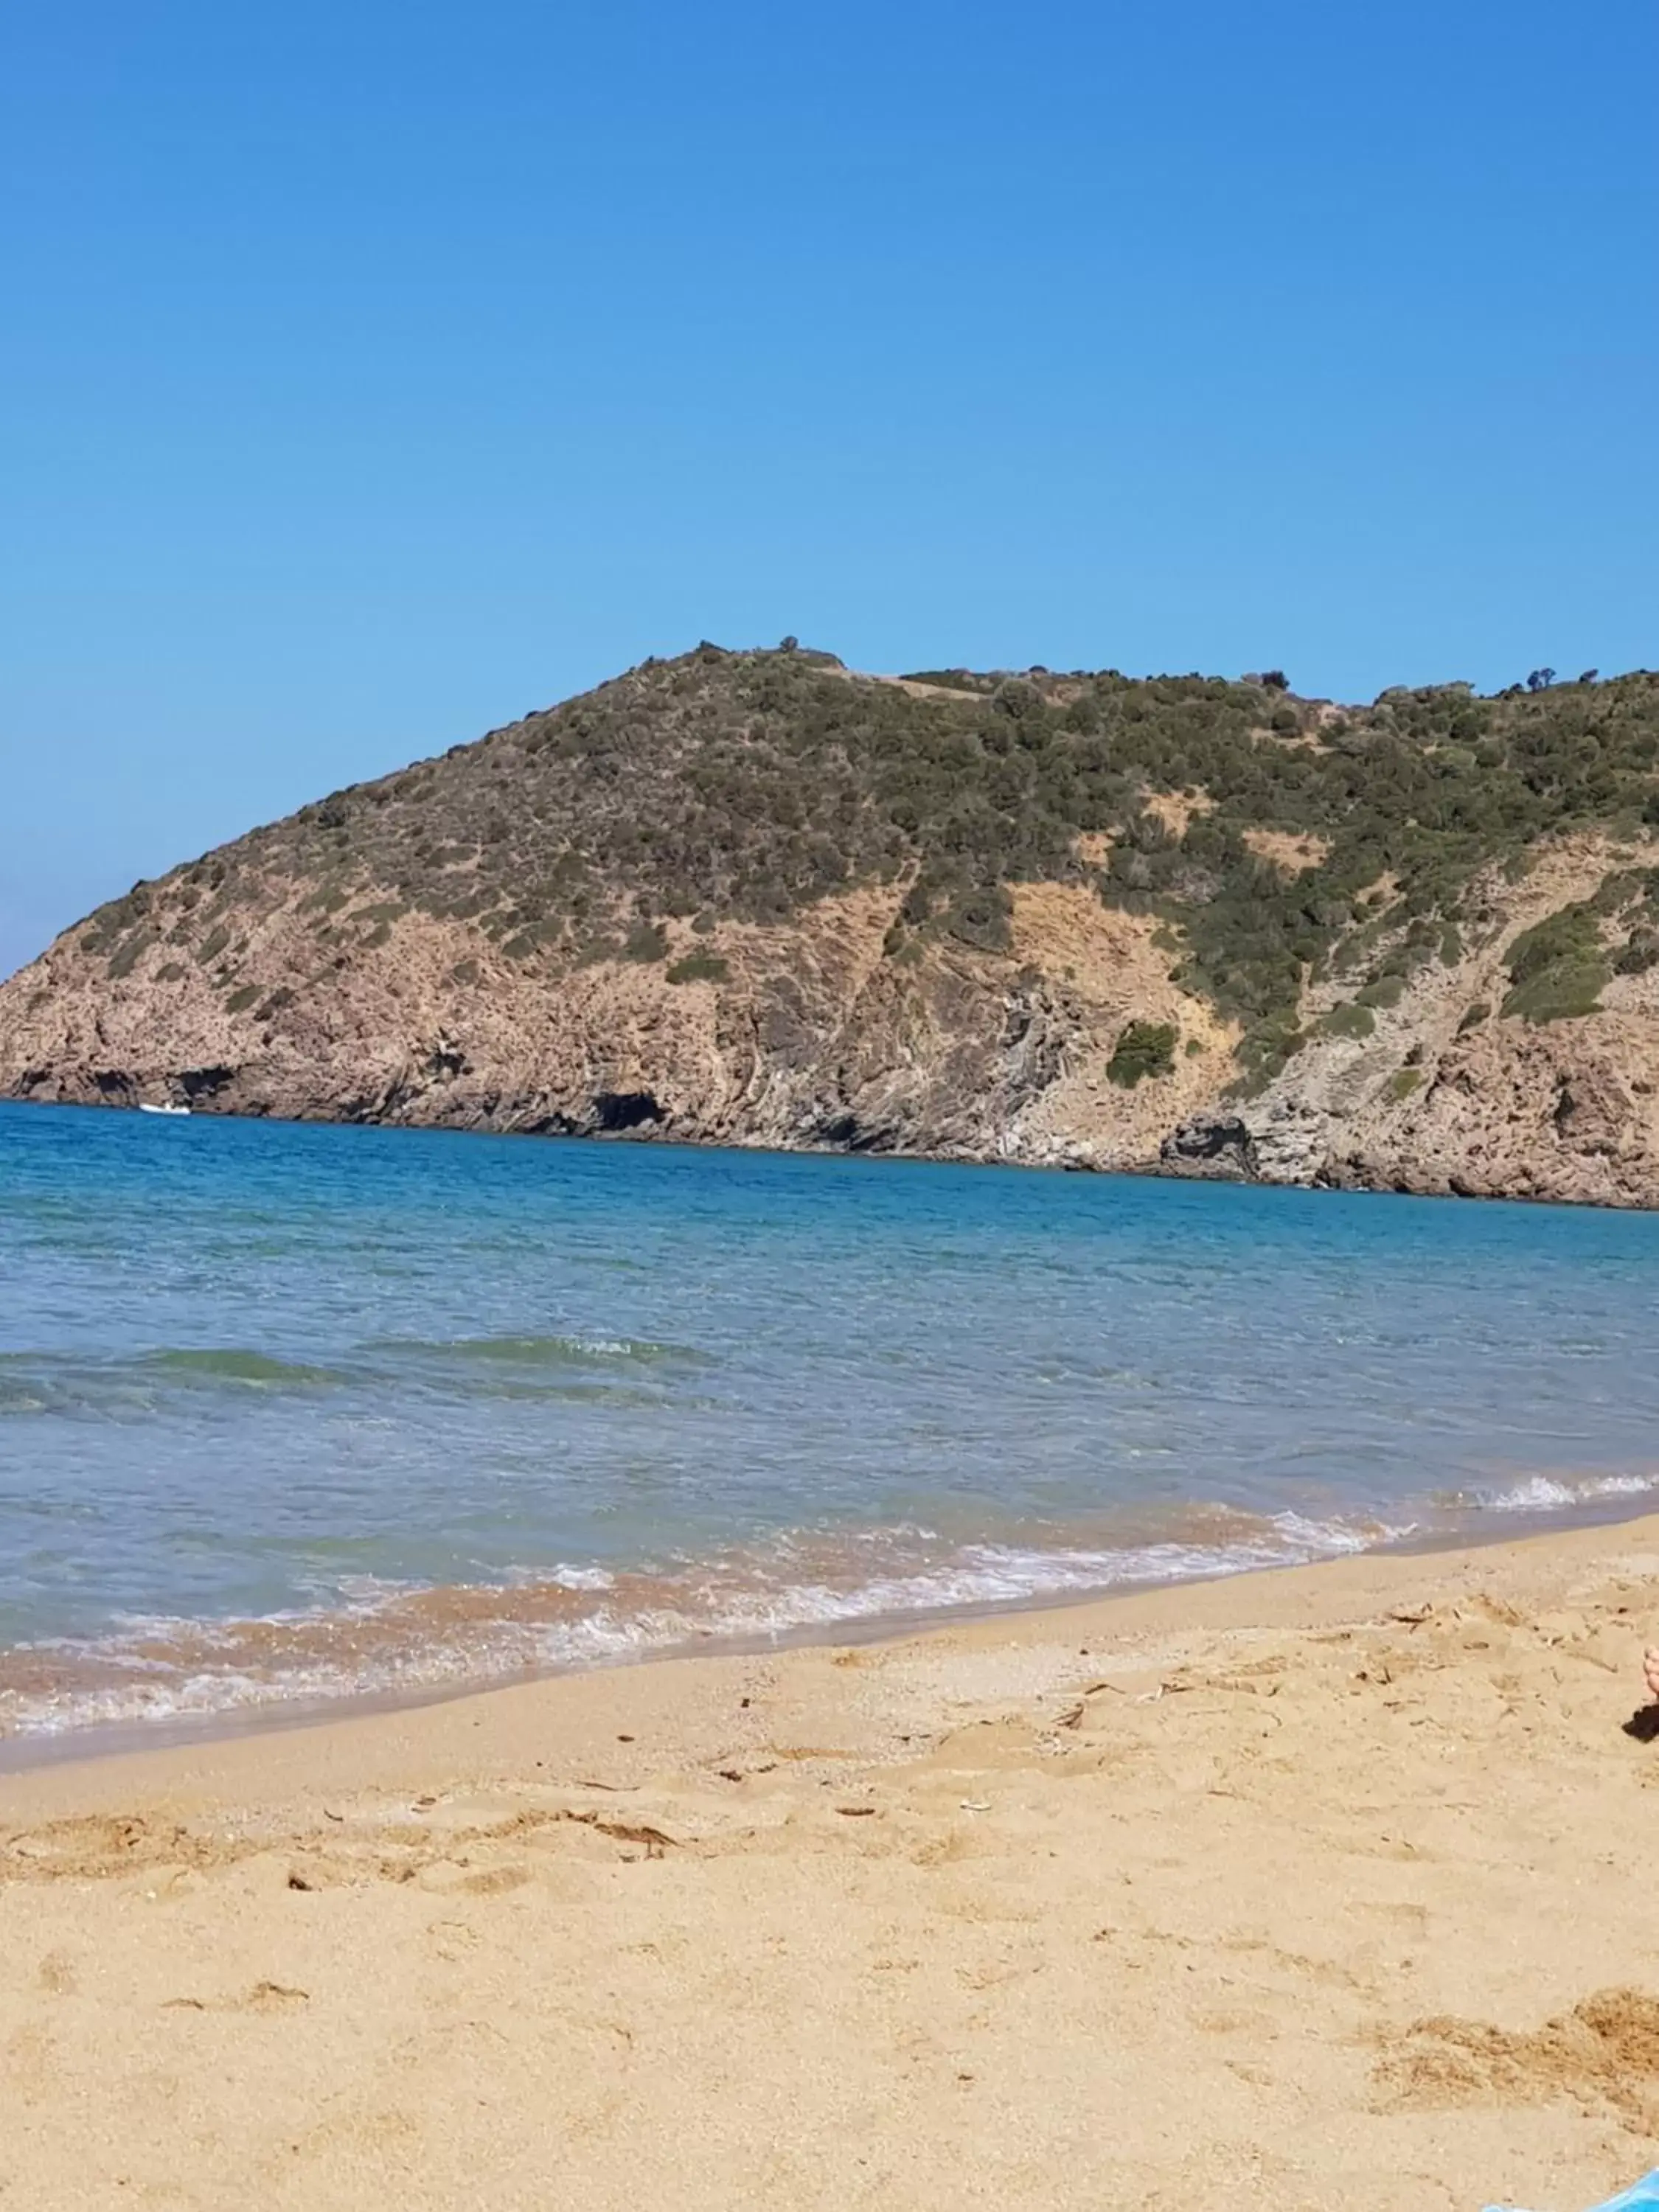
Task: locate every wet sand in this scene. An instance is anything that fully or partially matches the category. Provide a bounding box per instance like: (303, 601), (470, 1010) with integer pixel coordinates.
(7, 1514), (1659, 2211)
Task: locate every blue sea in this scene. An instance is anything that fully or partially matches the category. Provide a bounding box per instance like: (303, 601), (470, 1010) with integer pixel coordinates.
(3, 1099), (1659, 1744)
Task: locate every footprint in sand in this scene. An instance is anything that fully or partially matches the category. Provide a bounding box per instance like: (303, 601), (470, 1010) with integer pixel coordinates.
(459, 1863), (532, 1896)
(35, 1950), (77, 1995)
(427, 1918), (484, 1962)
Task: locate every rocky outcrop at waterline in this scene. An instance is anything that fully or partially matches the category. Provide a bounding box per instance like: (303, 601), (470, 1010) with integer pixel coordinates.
(6, 646), (1659, 1206)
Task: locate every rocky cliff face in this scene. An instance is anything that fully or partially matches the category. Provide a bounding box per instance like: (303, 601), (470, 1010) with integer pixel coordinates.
(6, 648), (1659, 1205)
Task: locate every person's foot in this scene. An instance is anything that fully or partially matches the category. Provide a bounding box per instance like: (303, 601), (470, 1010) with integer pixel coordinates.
(1645, 1647), (1659, 1705)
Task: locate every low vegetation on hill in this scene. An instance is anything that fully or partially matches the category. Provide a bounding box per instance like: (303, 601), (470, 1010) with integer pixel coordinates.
(66, 645), (1659, 1096)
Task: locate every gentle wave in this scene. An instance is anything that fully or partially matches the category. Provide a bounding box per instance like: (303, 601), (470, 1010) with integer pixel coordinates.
(0, 1344), (355, 1402)
(1455, 1470), (1659, 1514)
(10, 1464), (1659, 1742)
(366, 1333), (706, 1368)
(0, 1332), (703, 1415)
(0, 1507), (1402, 1739)
(141, 1348), (350, 1387)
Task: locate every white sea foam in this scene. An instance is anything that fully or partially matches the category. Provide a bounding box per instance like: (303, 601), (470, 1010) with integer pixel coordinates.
(10, 1473), (1659, 1745)
(0, 1509), (1411, 1739)
(1464, 1471), (1659, 1514)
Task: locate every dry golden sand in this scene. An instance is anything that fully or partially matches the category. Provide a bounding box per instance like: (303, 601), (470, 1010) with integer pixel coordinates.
(7, 1518), (1659, 2211)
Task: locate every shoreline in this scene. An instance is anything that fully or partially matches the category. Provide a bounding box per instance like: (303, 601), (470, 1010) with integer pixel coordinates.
(7, 1509), (1659, 2209)
(4, 1497), (1655, 1795)
(5, 1481), (1657, 1781)
(7, 1090), (1657, 1215)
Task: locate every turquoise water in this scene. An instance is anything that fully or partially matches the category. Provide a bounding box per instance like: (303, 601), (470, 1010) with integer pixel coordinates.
(3, 1099), (1659, 1739)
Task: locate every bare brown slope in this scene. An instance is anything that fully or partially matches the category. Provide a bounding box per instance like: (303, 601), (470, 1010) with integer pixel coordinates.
(0, 874), (1227, 1166)
(1243, 836), (1659, 1205)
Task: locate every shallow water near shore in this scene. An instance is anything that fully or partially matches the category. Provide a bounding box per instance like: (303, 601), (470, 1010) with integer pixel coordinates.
(4, 1099), (1659, 1742)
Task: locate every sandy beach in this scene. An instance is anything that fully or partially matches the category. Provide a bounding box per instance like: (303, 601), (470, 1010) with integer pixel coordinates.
(5, 1517), (1659, 2211)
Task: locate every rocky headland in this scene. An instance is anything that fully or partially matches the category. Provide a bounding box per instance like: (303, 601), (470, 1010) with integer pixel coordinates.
(6, 645), (1659, 1206)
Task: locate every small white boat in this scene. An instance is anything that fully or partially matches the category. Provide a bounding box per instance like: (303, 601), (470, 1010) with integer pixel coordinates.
(137, 1101), (191, 1116)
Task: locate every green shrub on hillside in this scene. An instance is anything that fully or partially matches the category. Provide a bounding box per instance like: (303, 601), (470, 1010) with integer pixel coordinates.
(1501, 905), (1609, 1023)
(667, 952), (730, 984)
(623, 919), (668, 962)
(1318, 1001), (1375, 1040)
(897, 669), (988, 693)
(1107, 1020), (1178, 1087)
(1355, 975), (1405, 1009)
(106, 933), (155, 981)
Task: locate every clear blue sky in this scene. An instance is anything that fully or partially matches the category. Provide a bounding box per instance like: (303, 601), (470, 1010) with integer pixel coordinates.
(2, 2), (1655, 975)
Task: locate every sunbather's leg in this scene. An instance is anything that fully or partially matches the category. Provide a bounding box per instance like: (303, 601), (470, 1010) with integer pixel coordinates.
(1646, 1646), (1659, 1704)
